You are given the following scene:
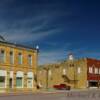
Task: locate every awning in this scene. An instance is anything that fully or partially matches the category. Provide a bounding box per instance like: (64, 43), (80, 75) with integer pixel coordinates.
(27, 72), (33, 78)
(16, 71), (24, 77)
(0, 70), (7, 76)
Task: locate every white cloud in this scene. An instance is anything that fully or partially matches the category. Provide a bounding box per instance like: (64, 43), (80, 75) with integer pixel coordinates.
(39, 50), (66, 65)
(38, 43), (71, 65)
(0, 11), (63, 43)
(0, 27), (61, 43)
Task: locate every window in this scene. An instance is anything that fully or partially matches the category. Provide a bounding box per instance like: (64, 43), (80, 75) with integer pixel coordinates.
(89, 67), (93, 74)
(69, 64), (74, 67)
(28, 55), (32, 65)
(0, 70), (6, 88)
(16, 71), (23, 88)
(27, 72), (33, 88)
(10, 51), (14, 64)
(18, 53), (22, 64)
(48, 70), (52, 76)
(77, 67), (81, 74)
(99, 68), (100, 74)
(0, 76), (5, 88)
(94, 68), (98, 74)
(62, 69), (66, 75)
(0, 50), (5, 63)
(27, 78), (33, 88)
(16, 77), (23, 88)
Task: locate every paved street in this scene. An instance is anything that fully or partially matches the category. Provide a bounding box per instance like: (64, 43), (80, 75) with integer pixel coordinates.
(0, 90), (100, 100)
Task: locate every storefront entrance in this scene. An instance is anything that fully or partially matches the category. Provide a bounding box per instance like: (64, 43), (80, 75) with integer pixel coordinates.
(9, 78), (13, 88)
(0, 76), (5, 88)
(89, 81), (98, 88)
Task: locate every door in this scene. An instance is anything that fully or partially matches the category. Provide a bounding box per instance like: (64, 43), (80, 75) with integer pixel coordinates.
(89, 81), (98, 88)
(9, 78), (13, 88)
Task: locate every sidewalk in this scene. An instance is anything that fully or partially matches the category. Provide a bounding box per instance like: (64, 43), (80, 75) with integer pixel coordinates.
(0, 90), (39, 97)
(0, 89), (69, 97)
(0, 88), (100, 97)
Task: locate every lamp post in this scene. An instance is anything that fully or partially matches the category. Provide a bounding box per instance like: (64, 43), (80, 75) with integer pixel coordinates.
(36, 45), (39, 52)
(35, 45), (39, 89)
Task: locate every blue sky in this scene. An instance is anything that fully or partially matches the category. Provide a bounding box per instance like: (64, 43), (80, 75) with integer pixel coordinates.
(0, 0), (100, 65)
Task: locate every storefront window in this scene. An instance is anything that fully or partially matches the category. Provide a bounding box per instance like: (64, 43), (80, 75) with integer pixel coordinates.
(16, 77), (23, 88)
(0, 76), (5, 88)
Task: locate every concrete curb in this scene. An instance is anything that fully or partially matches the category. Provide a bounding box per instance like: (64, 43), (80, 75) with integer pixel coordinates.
(0, 90), (68, 97)
(0, 92), (37, 97)
(0, 89), (100, 97)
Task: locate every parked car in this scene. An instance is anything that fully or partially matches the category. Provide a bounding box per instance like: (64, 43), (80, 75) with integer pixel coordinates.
(53, 84), (70, 90)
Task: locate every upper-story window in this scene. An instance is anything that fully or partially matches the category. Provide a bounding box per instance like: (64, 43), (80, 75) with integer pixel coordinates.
(77, 67), (81, 74)
(89, 67), (93, 74)
(62, 68), (66, 75)
(48, 70), (52, 76)
(99, 68), (100, 74)
(0, 50), (5, 63)
(28, 55), (32, 65)
(18, 53), (23, 64)
(94, 67), (98, 74)
(10, 51), (14, 64)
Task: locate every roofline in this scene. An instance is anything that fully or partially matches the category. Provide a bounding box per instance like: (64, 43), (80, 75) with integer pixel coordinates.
(86, 57), (100, 61)
(0, 40), (37, 51)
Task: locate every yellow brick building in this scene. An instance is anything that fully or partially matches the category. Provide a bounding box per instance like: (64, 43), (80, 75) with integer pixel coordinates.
(37, 54), (88, 90)
(0, 36), (38, 93)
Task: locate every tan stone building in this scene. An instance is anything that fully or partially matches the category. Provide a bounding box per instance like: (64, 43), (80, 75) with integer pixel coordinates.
(0, 36), (38, 93)
(37, 54), (100, 89)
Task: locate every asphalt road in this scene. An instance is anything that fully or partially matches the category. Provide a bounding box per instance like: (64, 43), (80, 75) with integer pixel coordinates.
(0, 90), (100, 100)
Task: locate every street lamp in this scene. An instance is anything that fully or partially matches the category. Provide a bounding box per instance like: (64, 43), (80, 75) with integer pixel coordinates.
(35, 45), (39, 89)
(36, 45), (39, 52)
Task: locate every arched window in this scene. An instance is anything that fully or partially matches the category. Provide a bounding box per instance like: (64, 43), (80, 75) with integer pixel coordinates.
(27, 72), (34, 88)
(16, 71), (24, 88)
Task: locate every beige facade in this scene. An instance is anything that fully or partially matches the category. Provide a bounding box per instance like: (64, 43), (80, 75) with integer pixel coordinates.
(0, 40), (37, 93)
(37, 58), (88, 89)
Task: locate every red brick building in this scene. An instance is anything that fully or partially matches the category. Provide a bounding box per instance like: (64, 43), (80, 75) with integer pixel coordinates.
(87, 58), (100, 88)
